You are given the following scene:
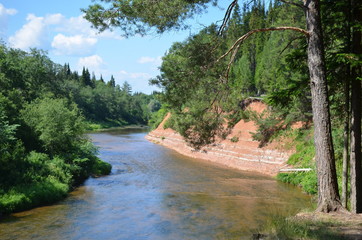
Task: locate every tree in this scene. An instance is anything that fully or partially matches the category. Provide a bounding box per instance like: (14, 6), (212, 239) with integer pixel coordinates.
(122, 81), (132, 95)
(108, 75), (116, 88)
(83, 0), (344, 212)
(304, 0), (341, 212)
(349, 0), (362, 213)
(21, 97), (85, 155)
(81, 67), (92, 87)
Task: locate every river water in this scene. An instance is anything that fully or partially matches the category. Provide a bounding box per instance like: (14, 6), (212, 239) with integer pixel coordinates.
(0, 128), (311, 239)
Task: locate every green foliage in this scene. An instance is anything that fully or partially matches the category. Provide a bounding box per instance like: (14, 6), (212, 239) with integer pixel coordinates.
(278, 171), (318, 195)
(0, 42), (135, 214)
(148, 105), (169, 130)
(0, 177), (69, 214)
(230, 136), (239, 142)
(82, 0), (217, 36)
(91, 159), (112, 176)
(249, 110), (283, 147)
(21, 97), (85, 154)
(147, 1), (313, 149)
(277, 129), (318, 195)
(261, 213), (342, 240)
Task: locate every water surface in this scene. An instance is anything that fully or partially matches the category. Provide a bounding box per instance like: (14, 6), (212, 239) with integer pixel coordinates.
(0, 128), (311, 239)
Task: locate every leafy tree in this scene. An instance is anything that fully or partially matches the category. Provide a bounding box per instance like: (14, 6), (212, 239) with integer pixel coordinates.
(21, 97), (85, 155)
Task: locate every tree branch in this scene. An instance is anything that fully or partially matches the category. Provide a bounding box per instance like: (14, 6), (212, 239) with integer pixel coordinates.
(278, 36), (305, 56)
(218, 0), (238, 36)
(216, 26), (309, 77)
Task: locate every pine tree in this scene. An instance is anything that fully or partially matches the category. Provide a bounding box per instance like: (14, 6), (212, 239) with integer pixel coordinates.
(108, 75), (116, 88)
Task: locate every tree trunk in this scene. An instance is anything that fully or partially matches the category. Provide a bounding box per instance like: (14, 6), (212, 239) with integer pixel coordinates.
(304, 0), (342, 212)
(342, 75), (349, 209)
(350, 0), (362, 214)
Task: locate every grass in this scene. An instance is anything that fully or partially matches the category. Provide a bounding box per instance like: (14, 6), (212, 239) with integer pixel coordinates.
(0, 154), (112, 215)
(257, 213), (349, 240)
(0, 177), (69, 214)
(276, 129), (318, 195)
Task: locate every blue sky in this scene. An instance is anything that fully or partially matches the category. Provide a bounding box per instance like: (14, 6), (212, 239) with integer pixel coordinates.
(0, 0), (229, 94)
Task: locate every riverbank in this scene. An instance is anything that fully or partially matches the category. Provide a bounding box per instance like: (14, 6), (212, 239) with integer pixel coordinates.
(259, 211), (362, 239)
(85, 121), (150, 132)
(146, 101), (294, 176)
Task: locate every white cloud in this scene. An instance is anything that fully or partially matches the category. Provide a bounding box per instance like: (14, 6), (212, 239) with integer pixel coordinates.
(8, 14), (46, 49)
(138, 56), (162, 65)
(8, 13), (64, 50)
(0, 4), (17, 17)
(57, 14), (123, 40)
(52, 34), (97, 55)
(78, 55), (104, 69)
(44, 13), (64, 25)
(8, 12), (122, 53)
(119, 70), (152, 80)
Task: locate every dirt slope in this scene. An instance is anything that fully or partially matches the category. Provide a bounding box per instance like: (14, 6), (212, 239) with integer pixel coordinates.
(146, 101), (294, 176)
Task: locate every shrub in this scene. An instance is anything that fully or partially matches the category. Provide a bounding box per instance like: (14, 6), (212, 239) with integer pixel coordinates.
(21, 97), (85, 155)
(277, 129), (317, 195)
(91, 159), (112, 176)
(230, 136), (239, 142)
(0, 177), (68, 214)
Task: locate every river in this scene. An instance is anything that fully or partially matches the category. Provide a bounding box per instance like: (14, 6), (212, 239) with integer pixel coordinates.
(0, 128), (311, 239)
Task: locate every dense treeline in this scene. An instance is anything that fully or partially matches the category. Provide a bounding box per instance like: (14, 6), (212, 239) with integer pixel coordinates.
(0, 43), (157, 214)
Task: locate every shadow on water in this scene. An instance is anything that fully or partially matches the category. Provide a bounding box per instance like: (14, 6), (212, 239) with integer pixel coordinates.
(0, 128), (312, 240)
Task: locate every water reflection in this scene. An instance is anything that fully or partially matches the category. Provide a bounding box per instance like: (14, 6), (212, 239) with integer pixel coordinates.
(0, 128), (311, 239)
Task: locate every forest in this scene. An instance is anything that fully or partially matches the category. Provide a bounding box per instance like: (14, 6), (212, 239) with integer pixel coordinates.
(0, 44), (159, 214)
(83, 0), (361, 214)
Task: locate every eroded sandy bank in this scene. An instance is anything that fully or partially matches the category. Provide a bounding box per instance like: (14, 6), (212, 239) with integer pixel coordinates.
(146, 101), (294, 176)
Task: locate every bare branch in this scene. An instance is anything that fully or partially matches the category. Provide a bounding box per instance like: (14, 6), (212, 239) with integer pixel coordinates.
(218, 0), (238, 36)
(279, 0), (306, 9)
(279, 36), (305, 56)
(216, 26), (309, 78)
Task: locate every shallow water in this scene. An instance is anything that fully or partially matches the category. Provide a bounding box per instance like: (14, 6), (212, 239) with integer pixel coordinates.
(0, 128), (311, 239)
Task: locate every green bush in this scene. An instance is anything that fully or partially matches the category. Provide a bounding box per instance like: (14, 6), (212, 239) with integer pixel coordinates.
(91, 159), (112, 176)
(148, 106), (168, 129)
(0, 177), (68, 214)
(277, 129), (317, 195)
(230, 136), (239, 142)
(277, 171), (318, 195)
(21, 97), (85, 155)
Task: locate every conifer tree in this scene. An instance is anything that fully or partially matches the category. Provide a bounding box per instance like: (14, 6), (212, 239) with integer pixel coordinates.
(108, 75), (116, 88)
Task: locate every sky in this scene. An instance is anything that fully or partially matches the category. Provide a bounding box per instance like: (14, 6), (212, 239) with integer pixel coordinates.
(0, 0), (229, 94)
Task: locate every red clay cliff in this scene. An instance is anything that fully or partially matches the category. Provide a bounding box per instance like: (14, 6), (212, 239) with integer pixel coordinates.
(146, 101), (294, 176)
